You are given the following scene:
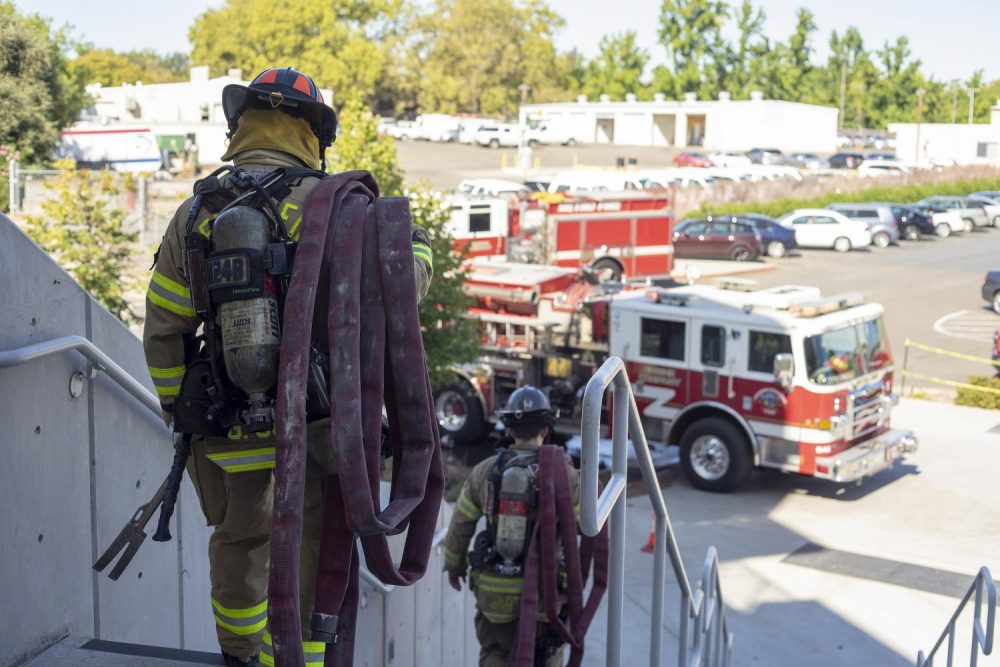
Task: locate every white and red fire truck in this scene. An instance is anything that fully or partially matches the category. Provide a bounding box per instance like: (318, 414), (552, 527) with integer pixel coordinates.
(437, 267), (917, 491)
(448, 191), (674, 280)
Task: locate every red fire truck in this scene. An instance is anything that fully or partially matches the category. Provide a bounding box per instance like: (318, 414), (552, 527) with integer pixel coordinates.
(437, 270), (917, 492)
(448, 191), (674, 281)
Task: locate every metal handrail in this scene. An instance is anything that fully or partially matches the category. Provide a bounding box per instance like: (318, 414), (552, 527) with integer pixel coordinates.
(579, 355), (733, 667)
(359, 526), (450, 595)
(917, 567), (996, 667)
(0, 335), (162, 417)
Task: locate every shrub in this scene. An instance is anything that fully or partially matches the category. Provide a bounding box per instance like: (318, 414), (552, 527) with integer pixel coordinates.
(954, 375), (1000, 410)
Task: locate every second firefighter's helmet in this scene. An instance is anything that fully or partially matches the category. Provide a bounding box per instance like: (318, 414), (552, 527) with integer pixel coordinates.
(497, 386), (557, 427)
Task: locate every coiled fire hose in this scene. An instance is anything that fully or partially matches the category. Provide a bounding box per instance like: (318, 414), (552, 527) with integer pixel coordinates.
(270, 171), (444, 667)
(512, 445), (609, 667)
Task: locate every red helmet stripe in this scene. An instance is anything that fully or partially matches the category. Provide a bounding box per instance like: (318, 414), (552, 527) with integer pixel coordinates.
(256, 69), (278, 85)
(292, 74), (312, 96)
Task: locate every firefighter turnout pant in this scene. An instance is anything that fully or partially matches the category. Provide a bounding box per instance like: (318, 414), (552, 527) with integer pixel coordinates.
(186, 431), (328, 664)
(474, 613), (565, 667)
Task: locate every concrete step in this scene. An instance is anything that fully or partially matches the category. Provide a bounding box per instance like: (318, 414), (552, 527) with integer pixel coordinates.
(26, 637), (224, 666)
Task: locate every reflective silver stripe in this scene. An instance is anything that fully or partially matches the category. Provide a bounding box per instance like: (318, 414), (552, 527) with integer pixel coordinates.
(261, 633), (325, 666)
(151, 374), (183, 391)
(211, 598), (267, 635)
(147, 272), (195, 317)
(207, 448), (276, 473)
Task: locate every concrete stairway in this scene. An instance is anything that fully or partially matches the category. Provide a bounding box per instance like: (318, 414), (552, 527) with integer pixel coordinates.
(26, 637), (223, 666)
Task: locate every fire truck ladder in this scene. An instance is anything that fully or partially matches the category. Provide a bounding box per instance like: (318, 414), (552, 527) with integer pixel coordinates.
(579, 356), (734, 667)
(917, 566), (996, 667)
(477, 312), (559, 353)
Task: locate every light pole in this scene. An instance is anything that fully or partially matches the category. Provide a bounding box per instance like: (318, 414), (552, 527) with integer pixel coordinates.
(951, 80), (959, 123)
(518, 83), (531, 172)
(915, 87), (926, 162)
(968, 87), (979, 123)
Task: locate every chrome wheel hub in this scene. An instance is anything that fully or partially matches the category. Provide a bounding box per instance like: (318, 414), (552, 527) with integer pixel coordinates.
(690, 436), (731, 480)
(435, 390), (467, 431)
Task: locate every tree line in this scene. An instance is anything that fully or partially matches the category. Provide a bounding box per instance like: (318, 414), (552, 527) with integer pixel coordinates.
(4, 0), (1000, 165)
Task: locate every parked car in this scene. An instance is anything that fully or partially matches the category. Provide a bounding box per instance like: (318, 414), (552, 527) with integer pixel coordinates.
(828, 152), (866, 169)
(526, 123), (578, 146)
(907, 202), (966, 237)
(708, 152), (752, 168)
(673, 151), (714, 167)
(966, 196), (1000, 227)
(916, 196), (990, 231)
(673, 217), (763, 261)
(745, 148), (785, 165)
(982, 271), (1000, 314)
(777, 209), (872, 252)
(867, 152), (898, 161)
(787, 152), (827, 169)
(546, 170), (645, 193)
(857, 160), (910, 178)
(972, 190), (1000, 203)
(736, 213), (798, 258)
(475, 124), (522, 148)
(885, 204), (936, 240)
(825, 203), (900, 248)
(387, 120), (420, 141)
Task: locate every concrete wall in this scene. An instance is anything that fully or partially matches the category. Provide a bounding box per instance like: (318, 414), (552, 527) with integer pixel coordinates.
(0, 216), (477, 665)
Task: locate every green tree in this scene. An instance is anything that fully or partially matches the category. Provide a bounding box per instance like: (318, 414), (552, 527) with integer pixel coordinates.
(188, 0), (399, 104)
(24, 160), (140, 324)
(406, 187), (477, 389)
(416, 0), (566, 114)
(656, 0), (730, 98)
(72, 48), (146, 86)
(326, 95), (404, 195)
(729, 0), (769, 96)
(0, 2), (87, 162)
(582, 32), (649, 100)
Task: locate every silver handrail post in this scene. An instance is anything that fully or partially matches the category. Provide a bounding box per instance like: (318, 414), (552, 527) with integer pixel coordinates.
(606, 375), (628, 666)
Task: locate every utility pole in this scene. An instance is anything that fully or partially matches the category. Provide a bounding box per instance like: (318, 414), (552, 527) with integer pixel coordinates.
(968, 87), (979, 123)
(915, 87), (926, 162)
(517, 83), (531, 172)
(951, 81), (959, 123)
(838, 59), (847, 130)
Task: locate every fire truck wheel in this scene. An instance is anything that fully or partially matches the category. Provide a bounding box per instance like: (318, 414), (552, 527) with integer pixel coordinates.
(679, 418), (752, 492)
(435, 381), (486, 443)
(591, 258), (623, 282)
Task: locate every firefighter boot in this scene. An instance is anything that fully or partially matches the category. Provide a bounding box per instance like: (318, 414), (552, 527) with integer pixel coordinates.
(223, 652), (260, 667)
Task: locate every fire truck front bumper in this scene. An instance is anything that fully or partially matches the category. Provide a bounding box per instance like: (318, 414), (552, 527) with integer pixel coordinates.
(813, 429), (918, 483)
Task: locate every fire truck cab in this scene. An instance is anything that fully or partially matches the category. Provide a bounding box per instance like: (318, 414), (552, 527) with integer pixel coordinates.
(438, 275), (918, 492)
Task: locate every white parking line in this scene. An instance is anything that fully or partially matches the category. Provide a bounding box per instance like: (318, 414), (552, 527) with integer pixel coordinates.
(933, 309), (998, 342)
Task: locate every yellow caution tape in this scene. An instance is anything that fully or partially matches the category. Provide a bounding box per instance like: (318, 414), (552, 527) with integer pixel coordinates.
(904, 338), (1000, 367)
(901, 370), (1000, 396)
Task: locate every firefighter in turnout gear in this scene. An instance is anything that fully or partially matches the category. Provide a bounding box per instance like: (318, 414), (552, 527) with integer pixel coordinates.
(143, 67), (433, 667)
(444, 387), (580, 667)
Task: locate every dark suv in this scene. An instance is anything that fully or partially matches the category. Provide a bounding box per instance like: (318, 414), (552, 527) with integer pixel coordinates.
(674, 217), (763, 261)
(828, 152), (865, 169)
(737, 213), (798, 257)
(886, 204), (936, 239)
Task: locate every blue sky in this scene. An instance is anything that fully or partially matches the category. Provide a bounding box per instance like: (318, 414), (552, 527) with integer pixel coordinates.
(25, 0), (999, 82)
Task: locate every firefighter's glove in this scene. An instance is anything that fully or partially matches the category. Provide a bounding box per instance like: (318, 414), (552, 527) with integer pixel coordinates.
(448, 571), (465, 592)
(160, 404), (174, 429)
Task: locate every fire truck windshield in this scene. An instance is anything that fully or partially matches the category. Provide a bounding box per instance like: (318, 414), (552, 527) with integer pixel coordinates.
(804, 317), (889, 385)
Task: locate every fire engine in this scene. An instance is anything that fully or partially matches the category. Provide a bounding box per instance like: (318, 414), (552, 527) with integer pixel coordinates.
(448, 191), (674, 281)
(437, 267), (918, 492)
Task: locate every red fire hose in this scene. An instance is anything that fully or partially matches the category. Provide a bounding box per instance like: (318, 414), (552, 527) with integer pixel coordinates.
(270, 171), (444, 667)
(512, 445), (608, 666)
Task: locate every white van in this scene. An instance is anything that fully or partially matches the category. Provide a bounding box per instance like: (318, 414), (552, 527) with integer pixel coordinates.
(58, 126), (163, 173)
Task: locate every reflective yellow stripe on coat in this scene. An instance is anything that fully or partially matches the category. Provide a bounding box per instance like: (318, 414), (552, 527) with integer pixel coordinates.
(412, 242), (433, 269)
(455, 488), (481, 521)
(211, 597), (267, 636)
(207, 447), (276, 473)
(148, 365), (185, 398)
(261, 630), (326, 667)
(147, 271), (195, 318)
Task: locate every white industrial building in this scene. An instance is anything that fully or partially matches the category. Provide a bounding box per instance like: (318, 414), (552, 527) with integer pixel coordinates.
(74, 66), (333, 167)
(889, 100), (1000, 165)
(520, 92), (839, 153)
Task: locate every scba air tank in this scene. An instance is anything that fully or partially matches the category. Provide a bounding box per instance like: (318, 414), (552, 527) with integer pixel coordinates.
(495, 464), (533, 565)
(210, 206), (280, 425)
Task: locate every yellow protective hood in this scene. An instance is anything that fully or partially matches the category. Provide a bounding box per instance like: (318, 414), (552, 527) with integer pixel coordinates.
(221, 108), (321, 170)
